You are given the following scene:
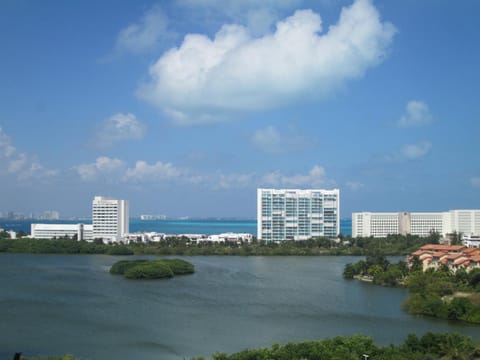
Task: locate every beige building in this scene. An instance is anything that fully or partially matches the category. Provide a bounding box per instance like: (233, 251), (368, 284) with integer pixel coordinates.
(352, 210), (480, 238)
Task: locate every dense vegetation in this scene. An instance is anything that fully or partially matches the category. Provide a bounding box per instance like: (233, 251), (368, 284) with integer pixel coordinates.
(344, 255), (480, 324)
(404, 267), (480, 323)
(19, 355), (76, 360)
(0, 233), (438, 257)
(15, 333), (480, 360)
(343, 253), (409, 286)
(109, 258), (195, 280)
(191, 332), (480, 360)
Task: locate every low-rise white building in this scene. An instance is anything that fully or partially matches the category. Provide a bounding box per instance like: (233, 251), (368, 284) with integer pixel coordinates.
(352, 210), (480, 238)
(463, 235), (480, 248)
(199, 233), (254, 244)
(31, 223), (93, 241)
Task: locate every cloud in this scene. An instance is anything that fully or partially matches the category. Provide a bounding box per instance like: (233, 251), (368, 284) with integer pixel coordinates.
(75, 155), (335, 192)
(124, 161), (187, 182)
(74, 157), (126, 181)
(346, 181), (364, 191)
(214, 172), (255, 190)
(382, 140), (432, 163)
(261, 165), (331, 187)
(94, 113), (145, 147)
(177, 0), (301, 36)
(398, 100), (433, 127)
(114, 5), (172, 55)
(251, 125), (313, 154)
(0, 127), (57, 180)
(471, 177), (480, 189)
(401, 141), (432, 160)
(139, 0), (396, 125)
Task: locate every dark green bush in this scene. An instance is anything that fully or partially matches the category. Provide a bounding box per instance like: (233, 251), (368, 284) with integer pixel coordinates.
(160, 258), (195, 274)
(124, 261), (174, 279)
(109, 258), (195, 280)
(109, 260), (148, 275)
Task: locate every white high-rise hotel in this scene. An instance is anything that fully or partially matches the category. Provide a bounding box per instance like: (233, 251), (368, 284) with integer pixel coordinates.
(92, 196), (129, 242)
(257, 188), (340, 241)
(352, 210), (480, 238)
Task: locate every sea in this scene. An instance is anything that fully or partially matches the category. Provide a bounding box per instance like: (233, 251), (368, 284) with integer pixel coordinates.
(0, 218), (353, 237)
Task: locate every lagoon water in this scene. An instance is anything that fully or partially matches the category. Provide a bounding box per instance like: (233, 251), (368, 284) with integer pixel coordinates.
(1, 254), (480, 359)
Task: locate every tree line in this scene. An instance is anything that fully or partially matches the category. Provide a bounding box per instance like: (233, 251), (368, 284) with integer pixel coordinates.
(16, 332), (480, 360)
(0, 232), (439, 257)
(191, 332), (479, 360)
(344, 254), (480, 324)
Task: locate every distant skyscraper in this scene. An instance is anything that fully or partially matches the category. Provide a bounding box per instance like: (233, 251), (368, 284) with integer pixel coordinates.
(92, 196), (129, 242)
(42, 210), (60, 220)
(257, 188), (340, 241)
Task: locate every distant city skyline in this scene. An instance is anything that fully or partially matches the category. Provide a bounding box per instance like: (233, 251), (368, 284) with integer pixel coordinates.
(1, 0), (479, 218)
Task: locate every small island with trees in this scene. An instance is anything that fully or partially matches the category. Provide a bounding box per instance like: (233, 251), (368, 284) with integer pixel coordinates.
(110, 258), (195, 280)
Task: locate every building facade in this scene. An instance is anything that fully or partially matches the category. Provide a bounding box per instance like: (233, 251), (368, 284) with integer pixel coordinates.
(31, 223), (93, 240)
(92, 196), (129, 242)
(352, 210), (480, 238)
(257, 188), (340, 241)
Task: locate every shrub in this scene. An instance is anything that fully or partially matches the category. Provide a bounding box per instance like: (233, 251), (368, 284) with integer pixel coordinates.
(124, 262), (174, 279)
(160, 258), (195, 275)
(109, 260), (148, 275)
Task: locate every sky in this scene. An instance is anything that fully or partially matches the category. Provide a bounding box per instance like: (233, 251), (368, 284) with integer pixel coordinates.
(0, 0), (479, 218)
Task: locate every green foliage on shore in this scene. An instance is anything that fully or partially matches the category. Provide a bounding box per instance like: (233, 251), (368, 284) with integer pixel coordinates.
(344, 255), (480, 324)
(16, 332), (480, 360)
(343, 254), (409, 286)
(191, 332), (479, 360)
(0, 238), (108, 254)
(20, 355), (77, 360)
(0, 233), (435, 257)
(110, 258), (194, 280)
(403, 268), (480, 323)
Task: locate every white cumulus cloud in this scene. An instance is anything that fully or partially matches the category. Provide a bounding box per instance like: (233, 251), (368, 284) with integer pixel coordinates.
(398, 100), (433, 127)
(75, 157), (126, 181)
(94, 113), (145, 147)
(139, 0), (396, 125)
(262, 165), (331, 187)
(0, 127), (57, 180)
(124, 160), (187, 182)
(401, 141), (432, 160)
(114, 5), (172, 55)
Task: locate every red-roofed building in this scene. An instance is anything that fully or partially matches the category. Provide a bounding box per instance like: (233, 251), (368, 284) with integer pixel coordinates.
(409, 244), (480, 272)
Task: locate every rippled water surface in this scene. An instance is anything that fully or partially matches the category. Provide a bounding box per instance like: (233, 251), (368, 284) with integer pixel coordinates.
(1, 254), (479, 359)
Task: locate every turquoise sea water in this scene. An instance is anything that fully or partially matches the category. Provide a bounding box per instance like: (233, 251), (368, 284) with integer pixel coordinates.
(0, 219), (353, 236)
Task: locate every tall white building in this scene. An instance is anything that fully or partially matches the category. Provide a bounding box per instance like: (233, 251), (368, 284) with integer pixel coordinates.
(352, 210), (480, 238)
(257, 188), (340, 241)
(92, 196), (129, 242)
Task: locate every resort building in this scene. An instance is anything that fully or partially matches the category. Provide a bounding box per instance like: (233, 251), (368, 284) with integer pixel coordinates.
(408, 244), (480, 273)
(31, 223), (93, 240)
(352, 210), (480, 238)
(257, 188), (340, 241)
(92, 196), (129, 242)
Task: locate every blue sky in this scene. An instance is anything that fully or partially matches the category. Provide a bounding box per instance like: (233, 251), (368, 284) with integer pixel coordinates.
(0, 0), (479, 218)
